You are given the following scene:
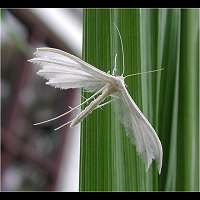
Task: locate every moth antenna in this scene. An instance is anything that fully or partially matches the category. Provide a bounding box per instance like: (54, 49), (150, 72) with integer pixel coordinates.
(33, 86), (105, 126)
(114, 23), (125, 76)
(125, 68), (164, 79)
(54, 120), (73, 131)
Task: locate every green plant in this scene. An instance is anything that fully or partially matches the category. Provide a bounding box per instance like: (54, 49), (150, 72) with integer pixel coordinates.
(80, 8), (199, 191)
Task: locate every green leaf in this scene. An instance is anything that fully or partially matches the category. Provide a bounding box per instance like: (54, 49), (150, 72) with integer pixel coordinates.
(80, 8), (199, 191)
(176, 9), (199, 191)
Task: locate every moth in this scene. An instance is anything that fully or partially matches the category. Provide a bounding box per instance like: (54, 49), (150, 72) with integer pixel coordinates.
(28, 27), (163, 174)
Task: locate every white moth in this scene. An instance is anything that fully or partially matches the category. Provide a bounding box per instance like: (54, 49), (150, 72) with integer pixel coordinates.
(28, 27), (163, 174)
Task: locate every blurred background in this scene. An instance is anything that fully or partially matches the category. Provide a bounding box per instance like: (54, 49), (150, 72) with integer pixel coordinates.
(1, 8), (83, 191)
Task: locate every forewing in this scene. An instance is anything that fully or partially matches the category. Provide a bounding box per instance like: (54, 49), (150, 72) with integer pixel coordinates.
(28, 47), (111, 92)
(30, 47), (111, 79)
(115, 87), (163, 173)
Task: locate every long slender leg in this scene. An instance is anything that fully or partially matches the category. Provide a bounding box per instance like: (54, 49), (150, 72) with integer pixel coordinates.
(70, 86), (113, 127)
(112, 53), (117, 75)
(54, 120), (73, 131)
(54, 99), (113, 131)
(33, 86), (106, 126)
(55, 85), (114, 130)
(95, 99), (113, 110)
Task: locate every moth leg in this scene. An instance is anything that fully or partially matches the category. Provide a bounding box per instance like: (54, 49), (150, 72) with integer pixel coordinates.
(112, 53), (117, 75)
(95, 99), (113, 110)
(33, 86), (106, 126)
(54, 96), (107, 131)
(54, 120), (73, 131)
(70, 85), (114, 127)
(81, 94), (95, 104)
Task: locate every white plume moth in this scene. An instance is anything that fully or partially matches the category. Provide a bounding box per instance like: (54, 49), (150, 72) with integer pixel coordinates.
(28, 25), (163, 174)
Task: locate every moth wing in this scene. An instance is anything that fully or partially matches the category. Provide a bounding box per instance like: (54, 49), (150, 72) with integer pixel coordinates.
(29, 47), (111, 78)
(115, 87), (163, 173)
(28, 47), (112, 92)
(31, 65), (104, 92)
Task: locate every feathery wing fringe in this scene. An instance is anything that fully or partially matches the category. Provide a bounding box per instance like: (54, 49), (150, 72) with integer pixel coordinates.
(116, 88), (163, 173)
(28, 47), (109, 92)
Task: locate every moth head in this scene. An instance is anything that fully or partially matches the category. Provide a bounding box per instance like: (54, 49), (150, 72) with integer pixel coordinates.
(114, 76), (127, 90)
